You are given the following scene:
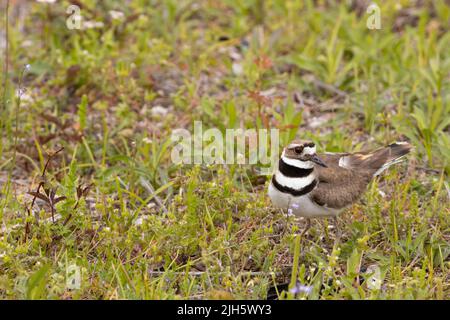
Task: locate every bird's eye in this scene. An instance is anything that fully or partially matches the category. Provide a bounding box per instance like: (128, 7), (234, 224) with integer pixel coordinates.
(294, 146), (303, 154)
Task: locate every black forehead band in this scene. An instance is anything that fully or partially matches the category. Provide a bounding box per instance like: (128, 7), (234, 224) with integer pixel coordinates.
(289, 143), (314, 150)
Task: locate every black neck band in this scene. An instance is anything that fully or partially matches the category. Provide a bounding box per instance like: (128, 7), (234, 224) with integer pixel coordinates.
(278, 159), (314, 178)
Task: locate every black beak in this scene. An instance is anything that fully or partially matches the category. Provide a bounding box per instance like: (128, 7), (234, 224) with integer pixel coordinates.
(311, 154), (327, 167)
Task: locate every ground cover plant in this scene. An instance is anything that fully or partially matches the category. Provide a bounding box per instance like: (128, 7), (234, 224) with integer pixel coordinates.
(0, 0), (449, 299)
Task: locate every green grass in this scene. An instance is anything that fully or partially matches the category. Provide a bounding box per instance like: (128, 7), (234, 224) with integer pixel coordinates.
(0, 0), (449, 299)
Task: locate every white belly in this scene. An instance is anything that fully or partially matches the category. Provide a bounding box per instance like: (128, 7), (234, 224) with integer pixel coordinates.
(268, 182), (341, 218)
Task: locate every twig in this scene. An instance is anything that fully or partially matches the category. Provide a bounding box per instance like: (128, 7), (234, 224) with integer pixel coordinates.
(444, 181), (450, 202)
(416, 166), (442, 174)
(148, 271), (281, 277)
(41, 146), (64, 178)
(24, 147), (64, 241)
(0, 0), (11, 222)
(1, 0), (8, 112)
(139, 177), (168, 214)
(1, 213), (62, 236)
(310, 77), (348, 99)
(62, 183), (94, 226)
(12, 65), (29, 182)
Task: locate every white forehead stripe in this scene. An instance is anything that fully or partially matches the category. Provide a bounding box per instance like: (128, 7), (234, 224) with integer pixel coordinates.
(302, 146), (316, 155)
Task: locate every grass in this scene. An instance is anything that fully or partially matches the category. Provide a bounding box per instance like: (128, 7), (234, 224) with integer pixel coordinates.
(0, 0), (449, 299)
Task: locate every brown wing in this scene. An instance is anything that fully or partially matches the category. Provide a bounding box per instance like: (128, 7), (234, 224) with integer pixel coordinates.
(310, 153), (373, 209)
(326, 142), (412, 174)
(310, 142), (411, 209)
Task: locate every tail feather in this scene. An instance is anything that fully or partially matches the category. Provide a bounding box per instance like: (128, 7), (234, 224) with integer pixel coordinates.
(386, 142), (413, 162)
(340, 142), (412, 176)
(370, 142), (412, 176)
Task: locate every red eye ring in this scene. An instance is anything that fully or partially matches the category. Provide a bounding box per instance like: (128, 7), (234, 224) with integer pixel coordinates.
(294, 146), (303, 154)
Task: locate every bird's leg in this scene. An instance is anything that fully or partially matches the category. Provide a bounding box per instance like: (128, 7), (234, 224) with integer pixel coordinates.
(285, 198), (292, 234)
(298, 218), (311, 258)
(300, 218), (311, 240)
(323, 219), (330, 241)
(278, 208), (288, 237)
(333, 216), (341, 248)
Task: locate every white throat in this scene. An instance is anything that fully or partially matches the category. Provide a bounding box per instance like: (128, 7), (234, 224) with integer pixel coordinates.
(281, 150), (314, 169)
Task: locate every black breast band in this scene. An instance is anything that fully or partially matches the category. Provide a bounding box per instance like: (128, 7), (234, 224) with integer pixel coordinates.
(272, 176), (317, 197)
(278, 159), (314, 178)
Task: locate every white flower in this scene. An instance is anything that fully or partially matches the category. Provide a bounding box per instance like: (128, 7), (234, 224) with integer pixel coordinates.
(82, 21), (104, 29)
(16, 89), (33, 102)
(151, 105), (168, 116)
(22, 40), (33, 48)
(289, 283), (312, 295)
(16, 88), (25, 98)
(109, 10), (125, 20)
(143, 137), (152, 144)
(366, 265), (382, 290)
(260, 87), (276, 97)
(232, 63), (243, 75)
(291, 203), (300, 209)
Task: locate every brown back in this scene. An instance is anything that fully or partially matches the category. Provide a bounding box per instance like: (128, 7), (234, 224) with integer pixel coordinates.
(310, 142), (412, 209)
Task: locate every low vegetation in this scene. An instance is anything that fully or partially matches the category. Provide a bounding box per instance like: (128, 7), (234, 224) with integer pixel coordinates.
(0, 0), (449, 299)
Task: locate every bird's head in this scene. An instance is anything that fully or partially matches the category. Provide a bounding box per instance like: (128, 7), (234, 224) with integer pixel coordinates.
(282, 140), (327, 168)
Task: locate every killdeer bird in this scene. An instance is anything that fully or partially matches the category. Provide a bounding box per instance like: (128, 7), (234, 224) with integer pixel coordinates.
(268, 140), (412, 237)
